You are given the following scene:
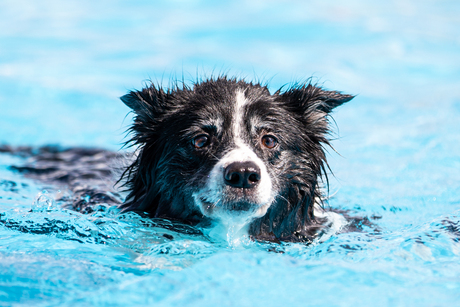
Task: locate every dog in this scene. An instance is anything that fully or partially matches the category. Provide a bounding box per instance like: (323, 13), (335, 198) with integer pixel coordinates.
(118, 76), (354, 242)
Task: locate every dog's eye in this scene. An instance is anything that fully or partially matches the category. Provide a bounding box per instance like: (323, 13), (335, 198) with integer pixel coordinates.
(261, 135), (278, 149)
(192, 134), (210, 149)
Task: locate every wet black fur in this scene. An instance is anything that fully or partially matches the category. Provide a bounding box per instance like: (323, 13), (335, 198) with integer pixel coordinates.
(119, 77), (353, 242)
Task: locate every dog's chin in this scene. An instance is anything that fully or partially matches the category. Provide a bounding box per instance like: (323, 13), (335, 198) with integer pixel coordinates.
(194, 196), (270, 226)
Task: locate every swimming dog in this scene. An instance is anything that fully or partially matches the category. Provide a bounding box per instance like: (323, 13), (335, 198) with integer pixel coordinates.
(118, 77), (354, 242)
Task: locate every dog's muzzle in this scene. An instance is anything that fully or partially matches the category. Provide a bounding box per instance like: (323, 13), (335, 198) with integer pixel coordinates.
(193, 147), (274, 223)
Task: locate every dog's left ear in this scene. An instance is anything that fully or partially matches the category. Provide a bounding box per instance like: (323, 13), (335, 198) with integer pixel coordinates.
(280, 83), (354, 116)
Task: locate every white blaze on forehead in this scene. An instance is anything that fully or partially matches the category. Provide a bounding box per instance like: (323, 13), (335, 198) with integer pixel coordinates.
(233, 89), (249, 144)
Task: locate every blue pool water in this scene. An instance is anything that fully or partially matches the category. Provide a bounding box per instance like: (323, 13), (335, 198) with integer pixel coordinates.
(1, 0), (460, 306)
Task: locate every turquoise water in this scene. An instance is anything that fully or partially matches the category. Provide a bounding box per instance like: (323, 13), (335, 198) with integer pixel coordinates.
(1, 0), (460, 306)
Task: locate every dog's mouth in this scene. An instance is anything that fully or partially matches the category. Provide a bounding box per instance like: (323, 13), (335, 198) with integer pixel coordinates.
(199, 197), (252, 214)
(195, 195), (271, 223)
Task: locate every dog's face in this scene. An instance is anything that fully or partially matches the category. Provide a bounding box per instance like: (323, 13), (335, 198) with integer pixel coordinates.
(121, 78), (353, 238)
(190, 88), (280, 224)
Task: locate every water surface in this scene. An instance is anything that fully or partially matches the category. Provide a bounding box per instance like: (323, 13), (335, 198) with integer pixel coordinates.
(1, 0), (460, 306)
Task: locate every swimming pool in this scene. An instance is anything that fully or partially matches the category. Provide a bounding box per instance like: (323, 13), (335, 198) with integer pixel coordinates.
(1, 0), (460, 306)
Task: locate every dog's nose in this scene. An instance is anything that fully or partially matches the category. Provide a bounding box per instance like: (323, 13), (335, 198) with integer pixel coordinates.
(223, 161), (261, 189)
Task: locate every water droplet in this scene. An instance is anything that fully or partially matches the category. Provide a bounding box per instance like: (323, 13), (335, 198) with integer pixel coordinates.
(32, 190), (57, 212)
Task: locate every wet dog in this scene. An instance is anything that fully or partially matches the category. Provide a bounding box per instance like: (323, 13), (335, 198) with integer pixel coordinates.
(118, 77), (354, 242)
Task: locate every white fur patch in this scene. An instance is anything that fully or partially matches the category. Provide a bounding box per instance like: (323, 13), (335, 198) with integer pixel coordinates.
(233, 89), (249, 145)
(313, 203), (348, 242)
(209, 145), (273, 204)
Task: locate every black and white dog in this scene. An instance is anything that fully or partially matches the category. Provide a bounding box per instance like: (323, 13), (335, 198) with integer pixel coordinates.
(118, 77), (354, 242)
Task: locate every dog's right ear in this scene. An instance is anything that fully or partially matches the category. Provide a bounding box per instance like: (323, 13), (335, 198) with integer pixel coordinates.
(120, 85), (170, 128)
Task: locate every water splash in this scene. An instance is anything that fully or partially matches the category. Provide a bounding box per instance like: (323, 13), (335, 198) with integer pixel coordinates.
(31, 190), (58, 212)
(224, 222), (253, 248)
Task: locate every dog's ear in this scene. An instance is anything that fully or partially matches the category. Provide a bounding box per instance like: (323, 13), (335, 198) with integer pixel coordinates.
(120, 85), (170, 125)
(120, 85), (173, 146)
(280, 83), (354, 116)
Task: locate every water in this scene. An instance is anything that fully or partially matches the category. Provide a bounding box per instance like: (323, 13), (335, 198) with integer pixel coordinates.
(1, 0), (460, 306)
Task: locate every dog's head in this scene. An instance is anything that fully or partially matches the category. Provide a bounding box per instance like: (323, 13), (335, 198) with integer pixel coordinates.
(120, 77), (353, 239)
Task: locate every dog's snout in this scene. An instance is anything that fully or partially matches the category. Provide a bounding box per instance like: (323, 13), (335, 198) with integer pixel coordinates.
(223, 161), (261, 189)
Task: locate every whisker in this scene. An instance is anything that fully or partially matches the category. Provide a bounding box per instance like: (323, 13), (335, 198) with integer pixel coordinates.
(275, 194), (289, 203)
